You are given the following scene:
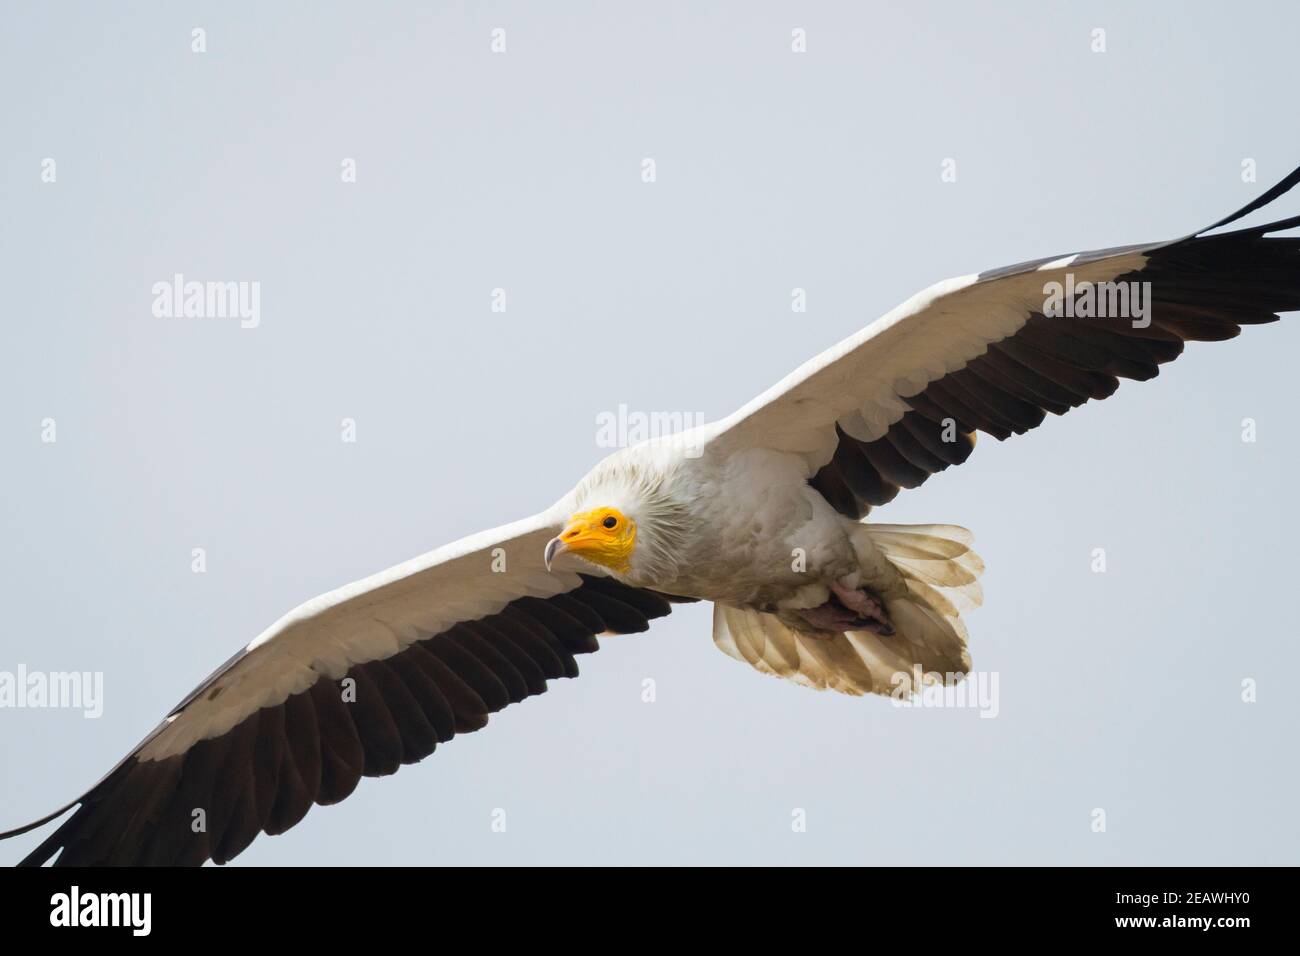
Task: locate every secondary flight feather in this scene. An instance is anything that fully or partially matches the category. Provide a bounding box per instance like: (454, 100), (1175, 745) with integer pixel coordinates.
(5, 166), (1299, 865)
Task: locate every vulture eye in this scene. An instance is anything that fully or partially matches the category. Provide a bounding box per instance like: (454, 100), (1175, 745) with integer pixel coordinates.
(602, 515), (618, 529)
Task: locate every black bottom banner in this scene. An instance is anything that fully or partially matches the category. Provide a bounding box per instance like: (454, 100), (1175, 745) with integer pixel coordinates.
(0, 865), (1274, 942)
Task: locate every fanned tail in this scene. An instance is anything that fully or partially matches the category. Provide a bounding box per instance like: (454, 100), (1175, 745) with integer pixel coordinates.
(711, 522), (984, 697)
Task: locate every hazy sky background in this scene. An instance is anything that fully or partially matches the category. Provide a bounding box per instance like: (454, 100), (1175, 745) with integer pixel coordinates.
(2, 1), (1298, 865)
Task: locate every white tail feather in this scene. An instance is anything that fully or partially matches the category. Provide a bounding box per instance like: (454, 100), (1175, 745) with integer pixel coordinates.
(864, 522), (984, 618)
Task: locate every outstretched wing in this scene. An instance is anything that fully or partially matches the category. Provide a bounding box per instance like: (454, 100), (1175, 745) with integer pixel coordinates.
(0, 506), (688, 866)
(705, 167), (1300, 517)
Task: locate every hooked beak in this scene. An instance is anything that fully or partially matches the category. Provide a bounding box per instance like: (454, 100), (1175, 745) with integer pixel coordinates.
(543, 536), (566, 571)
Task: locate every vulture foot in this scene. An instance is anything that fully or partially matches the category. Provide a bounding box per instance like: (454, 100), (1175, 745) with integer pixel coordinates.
(795, 583), (894, 635)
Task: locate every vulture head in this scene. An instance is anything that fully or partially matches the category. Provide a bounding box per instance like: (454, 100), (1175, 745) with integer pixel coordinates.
(544, 507), (637, 573)
(544, 455), (690, 582)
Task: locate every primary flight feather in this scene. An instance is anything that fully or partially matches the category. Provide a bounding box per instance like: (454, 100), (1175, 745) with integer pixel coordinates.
(5, 167), (1299, 865)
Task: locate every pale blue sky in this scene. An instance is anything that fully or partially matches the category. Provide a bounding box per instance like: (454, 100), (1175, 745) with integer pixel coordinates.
(2, 1), (1297, 865)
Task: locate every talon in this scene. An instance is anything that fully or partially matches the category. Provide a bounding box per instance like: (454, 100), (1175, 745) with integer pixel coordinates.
(830, 582), (888, 625)
(794, 583), (894, 635)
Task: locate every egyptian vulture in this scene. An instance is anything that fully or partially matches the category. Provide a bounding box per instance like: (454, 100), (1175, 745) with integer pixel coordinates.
(5, 167), (1299, 866)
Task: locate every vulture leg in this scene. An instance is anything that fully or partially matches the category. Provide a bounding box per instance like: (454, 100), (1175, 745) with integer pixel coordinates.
(794, 583), (895, 635)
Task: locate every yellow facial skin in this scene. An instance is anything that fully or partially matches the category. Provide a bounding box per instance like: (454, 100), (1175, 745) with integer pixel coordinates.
(545, 507), (637, 574)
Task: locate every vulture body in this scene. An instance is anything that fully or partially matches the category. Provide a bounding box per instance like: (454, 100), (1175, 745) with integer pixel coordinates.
(4, 166), (1299, 866)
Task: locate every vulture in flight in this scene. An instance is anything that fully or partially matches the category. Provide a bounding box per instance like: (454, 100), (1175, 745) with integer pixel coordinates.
(5, 167), (1299, 866)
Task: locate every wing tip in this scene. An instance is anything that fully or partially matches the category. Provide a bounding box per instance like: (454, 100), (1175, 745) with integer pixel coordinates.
(1197, 162), (1300, 236)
